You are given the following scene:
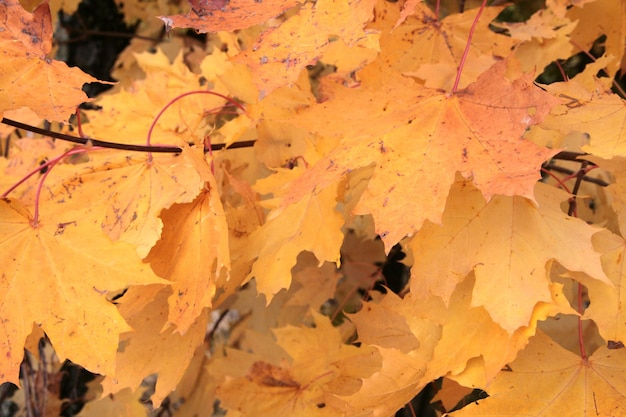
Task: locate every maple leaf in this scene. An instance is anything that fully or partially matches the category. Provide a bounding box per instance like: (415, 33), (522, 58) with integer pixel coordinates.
(281, 60), (559, 251)
(286, 253), (341, 314)
(54, 147), (206, 258)
(566, 0), (626, 77)
(491, 8), (572, 41)
(566, 229), (626, 347)
(86, 49), (239, 148)
(242, 172), (344, 300)
(164, 347), (218, 417)
(0, 0), (98, 121)
(100, 286), (207, 404)
(145, 179), (230, 334)
(541, 79), (626, 159)
(408, 177), (609, 332)
(316, 35), (380, 84)
(594, 156), (626, 237)
(76, 387), (146, 417)
(346, 275), (573, 415)
(0, 198), (166, 382)
(252, 70), (337, 169)
(233, 0), (377, 97)
(159, 0), (301, 33)
(489, 8), (577, 75)
(453, 329), (626, 417)
(344, 290), (442, 416)
(217, 312), (381, 416)
(376, 3), (517, 89)
(546, 0), (598, 18)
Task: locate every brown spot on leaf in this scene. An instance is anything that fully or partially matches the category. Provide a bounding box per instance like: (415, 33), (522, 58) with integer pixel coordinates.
(247, 361), (299, 388)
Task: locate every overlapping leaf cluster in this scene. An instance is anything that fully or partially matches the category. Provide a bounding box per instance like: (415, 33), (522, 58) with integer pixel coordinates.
(1, 0), (626, 415)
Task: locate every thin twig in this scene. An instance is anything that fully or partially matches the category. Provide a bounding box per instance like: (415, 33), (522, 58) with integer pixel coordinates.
(60, 25), (163, 43)
(543, 164), (608, 187)
(567, 161), (588, 216)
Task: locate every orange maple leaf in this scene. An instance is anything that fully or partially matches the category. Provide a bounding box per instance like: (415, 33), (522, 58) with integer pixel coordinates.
(282, 61), (559, 251)
(0, 0), (98, 121)
(0, 198), (165, 382)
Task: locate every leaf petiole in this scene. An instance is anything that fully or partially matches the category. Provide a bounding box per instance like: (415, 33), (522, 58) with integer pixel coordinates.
(145, 90), (248, 151)
(32, 146), (99, 226)
(450, 0), (489, 93)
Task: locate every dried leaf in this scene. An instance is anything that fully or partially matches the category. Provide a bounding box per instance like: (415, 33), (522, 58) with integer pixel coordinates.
(159, 0), (300, 32)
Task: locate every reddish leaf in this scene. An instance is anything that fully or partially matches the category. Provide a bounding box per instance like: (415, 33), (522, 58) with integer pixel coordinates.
(159, 0), (300, 33)
(280, 61), (559, 251)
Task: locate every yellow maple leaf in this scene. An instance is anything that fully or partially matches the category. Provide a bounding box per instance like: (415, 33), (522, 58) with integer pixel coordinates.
(592, 156), (626, 236)
(55, 147), (205, 258)
(377, 3), (517, 89)
(0, 198), (166, 382)
(0, 0), (98, 121)
(217, 312), (381, 416)
(77, 387), (146, 417)
(492, 7), (572, 41)
(243, 176), (344, 301)
(344, 290), (441, 416)
(234, 0), (377, 97)
(347, 275), (574, 415)
(490, 8), (577, 75)
(408, 178), (608, 332)
(567, 229), (626, 346)
(286, 253), (341, 313)
(100, 286), (207, 404)
(145, 180), (230, 334)
(541, 78), (626, 159)
(85, 49), (242, 148)
(165, 347), (218, 417)
(453, 329), (626, 417)
(253, 69), (337, 169)
(567, 0), (625, 78)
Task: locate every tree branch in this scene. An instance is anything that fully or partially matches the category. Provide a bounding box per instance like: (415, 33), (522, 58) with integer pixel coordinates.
(1, 118), (256, 153)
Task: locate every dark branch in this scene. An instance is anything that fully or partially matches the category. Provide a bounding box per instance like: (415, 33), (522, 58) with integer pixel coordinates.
(1, 118), (256, 153)
(543, 164), (609, 187)
(549, 151), (596, 164)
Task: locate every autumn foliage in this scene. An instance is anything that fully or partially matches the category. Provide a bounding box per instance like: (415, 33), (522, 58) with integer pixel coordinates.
(1, 0), (626, 415)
